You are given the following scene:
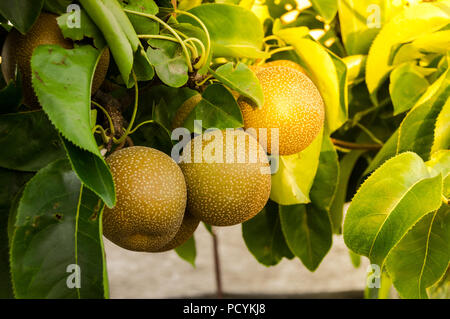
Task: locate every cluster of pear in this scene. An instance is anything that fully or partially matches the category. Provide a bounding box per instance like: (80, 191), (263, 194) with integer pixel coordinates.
(0, 13), (325, 252)
(103, 61), (325, 252)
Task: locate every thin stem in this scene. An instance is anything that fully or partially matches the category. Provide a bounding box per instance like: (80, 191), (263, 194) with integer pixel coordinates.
(129, 120), (155, 134)
(269, 46), (295, 57)
(114, 71), (139, 145)
(139, 34), (178, 41)
(92, 125), (110, 144)
(350, 97), (391, 125)
(195, 74), (213, 87)
(334, 145), (352, 153)
(124, 9), (193, 72)
(140, 34), (198, 58)
(185, 37), (206, 68)
(211, 227), (223, 299)
(263, 34), (285, 46)
(443, 195), (449, 205)
(355, 123), (384, 146)
(91, 101), (115, 136)
(331, 138), (382, 151)
(174, 9), (211, 70)
(184, 39), (199, 58)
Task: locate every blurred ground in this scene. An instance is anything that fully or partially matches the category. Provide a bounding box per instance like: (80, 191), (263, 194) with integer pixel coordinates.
(104, 221), (370, 298)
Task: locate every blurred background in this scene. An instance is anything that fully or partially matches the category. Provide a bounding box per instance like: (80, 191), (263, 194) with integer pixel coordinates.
(104, 218), (370, 298)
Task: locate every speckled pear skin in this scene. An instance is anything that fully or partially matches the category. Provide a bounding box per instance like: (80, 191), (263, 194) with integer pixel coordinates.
(240, 65), (324, 156)
(156, 212), (200, 252)
(103, 146), (187, 252)
(179, 130), (271, 226)
(171, 94), (202, 130)
(250, 59), (307, 75)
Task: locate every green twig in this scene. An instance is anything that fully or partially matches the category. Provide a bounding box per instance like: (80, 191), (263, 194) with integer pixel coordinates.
(92, 101), (115, 136)
(174, 9), (211, 70)
(269, 46), (295, 56)
(185, 37), (206, 68)
(140, 34), (198, 58)
(443, 195), (449, 205)
(124, 9), (193, 72)
(92, 124), (110, 144)
(331, 138), (382, 151)
(196, 74), (213, 87)
(129, 120), (155, 135)
(114, 71), (139, 145)
(263, 35), (286, 46)
(355, 123), (384, 146)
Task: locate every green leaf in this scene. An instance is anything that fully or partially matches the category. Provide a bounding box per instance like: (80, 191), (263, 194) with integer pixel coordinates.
(431, 96), (450, 154)
(108, 0), (155, 83)
(262, 0), (296, 20)
(147, 39), (189, 88)
(349, 250), (361, 268)
(426, 151), (450, 180)
(175, 235), (196, 267)
(311, 0), (338, 23)
(427, 267), (450, 299)
(364, 129), (398, 175)
(44, 0), (73, 14)
(279, 203), (332, 271)
(0, 168), (33, 298)
(32, 45), (100, 156)
(10, 159), (108, 298)
(0, 111), (65, 172)
(408, 29), (450, 55)
(329, 150), (363, 234)
(80, 0), (135, 86)
(344, 152), (443, 266)
(57, 9), (106, 49)
(210, 62), (264, 108)
(138, 85), (198, 131)
(344, 55), (367, 86)
(31, 45), (115, 207)
(131, 117), (174, 156)
(274, 34), (348, 133)
(242, 200), (293, 266)
(277, 135), (337, 271)
(182, 83), (243, 131)
(133, 45), (155, 82)
(386, 205), (449, 299)
(178, 3), (268, 59)
(337, 0), (385, 55)
(0, 0), (44, 34)
(0, 80), (22, 114)
(61, 138), (115, 209)
(309, 135), (339, 212)
(122, 0), (159, 35)
(365, 1), (450, 97)
(389, 63), (429, 115)
(273, 25), (309, 43)
(203, 222), (213, 235)
(179, 0), (202, 11)
(270, 129), (323, 205)
(102, 0), (140, 52)
(397, 67), (450, 160)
